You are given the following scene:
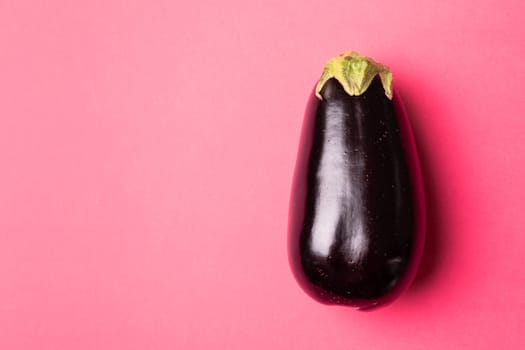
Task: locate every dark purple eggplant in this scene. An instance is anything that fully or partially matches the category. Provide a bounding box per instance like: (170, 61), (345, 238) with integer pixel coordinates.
(288, 52), (425, 310)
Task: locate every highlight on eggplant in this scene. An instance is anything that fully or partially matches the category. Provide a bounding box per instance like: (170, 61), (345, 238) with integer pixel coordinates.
(288, 51), (426, 310)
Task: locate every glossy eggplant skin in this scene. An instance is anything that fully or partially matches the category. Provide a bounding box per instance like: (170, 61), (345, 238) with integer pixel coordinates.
(288, 77), (425, 310)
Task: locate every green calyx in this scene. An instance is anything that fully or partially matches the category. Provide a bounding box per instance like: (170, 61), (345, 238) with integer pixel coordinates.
(315, 51), (393, 100)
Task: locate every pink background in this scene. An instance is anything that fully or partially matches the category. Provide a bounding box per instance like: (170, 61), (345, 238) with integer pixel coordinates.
(1, 0), (524, 348)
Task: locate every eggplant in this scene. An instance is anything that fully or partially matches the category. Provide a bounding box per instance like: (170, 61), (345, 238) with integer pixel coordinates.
(288, 52), (425, 310)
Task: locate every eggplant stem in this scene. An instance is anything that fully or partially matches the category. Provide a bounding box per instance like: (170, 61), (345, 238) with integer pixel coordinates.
(315, 51), (393, 100)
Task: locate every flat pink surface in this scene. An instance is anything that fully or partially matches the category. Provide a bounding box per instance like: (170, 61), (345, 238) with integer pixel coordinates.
(1, 0), (524, 348)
